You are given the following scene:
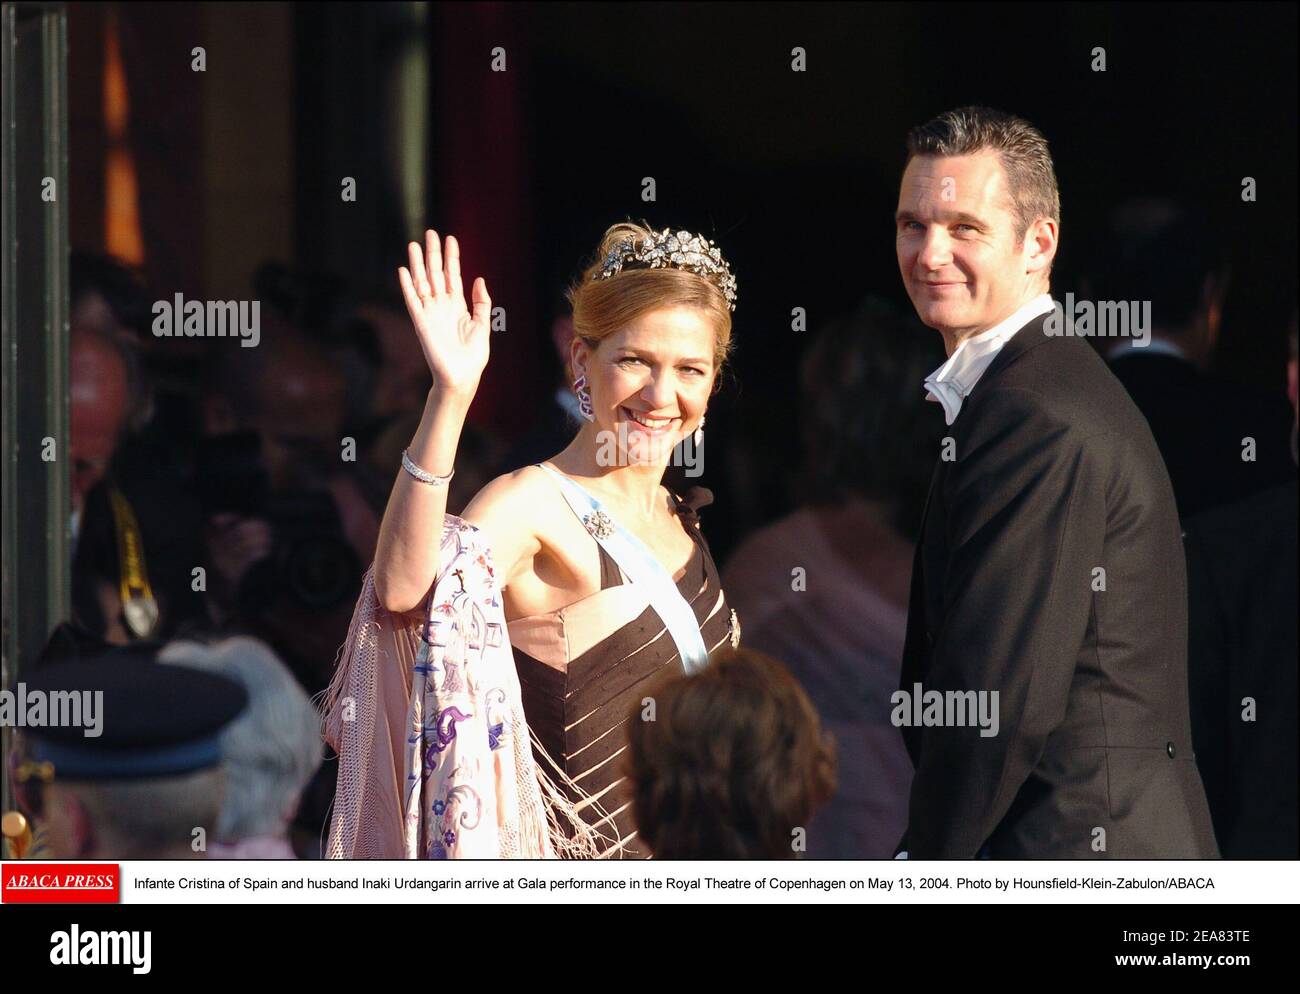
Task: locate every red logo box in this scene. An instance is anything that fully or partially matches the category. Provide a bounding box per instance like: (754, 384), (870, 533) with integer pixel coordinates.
(1, 864), (120, 903)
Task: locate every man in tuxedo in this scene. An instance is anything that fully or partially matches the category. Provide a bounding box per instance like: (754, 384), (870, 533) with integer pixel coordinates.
(1094, 200), (1294, 518)
(893, 107), (1218, 858)
(1184, 324), (1298, 857)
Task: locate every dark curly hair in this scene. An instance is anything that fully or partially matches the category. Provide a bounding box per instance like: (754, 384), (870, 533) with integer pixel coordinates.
(624, 647), (836, 859)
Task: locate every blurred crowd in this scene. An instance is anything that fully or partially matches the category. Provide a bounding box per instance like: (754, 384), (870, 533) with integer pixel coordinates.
(5, 197), (1296, 861)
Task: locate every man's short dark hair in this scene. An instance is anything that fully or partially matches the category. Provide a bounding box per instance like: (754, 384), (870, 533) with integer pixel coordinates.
(906, 106), (1061, 243)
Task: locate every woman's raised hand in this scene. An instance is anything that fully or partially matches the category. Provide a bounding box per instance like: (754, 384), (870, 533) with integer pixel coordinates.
(398, 230), (492, 401)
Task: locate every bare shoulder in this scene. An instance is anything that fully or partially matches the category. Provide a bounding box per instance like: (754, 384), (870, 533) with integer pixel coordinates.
(461, 464), (551, 525)
(459, 466), (554, 584)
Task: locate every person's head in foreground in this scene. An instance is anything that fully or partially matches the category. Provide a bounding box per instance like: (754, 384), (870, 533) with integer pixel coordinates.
(563, 221), (735, 469)
(896, 105), (1060, 347)
(13, 650), (247, 860)
(159, 635), (323, 859)
(625, 647), (835, 859)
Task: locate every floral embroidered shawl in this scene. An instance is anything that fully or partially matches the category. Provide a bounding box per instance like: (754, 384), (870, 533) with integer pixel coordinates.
(320, 514), (606, 859)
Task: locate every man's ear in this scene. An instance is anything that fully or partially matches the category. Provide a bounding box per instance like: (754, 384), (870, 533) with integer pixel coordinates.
(1024, 217), (1059, 280)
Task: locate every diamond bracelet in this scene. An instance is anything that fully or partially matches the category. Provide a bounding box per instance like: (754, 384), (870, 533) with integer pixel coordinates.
(401, 449), (455, 486)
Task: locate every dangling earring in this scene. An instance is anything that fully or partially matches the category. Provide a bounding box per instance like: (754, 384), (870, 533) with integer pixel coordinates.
(573, 373), (595, 423)
(694, 413), (706, 448)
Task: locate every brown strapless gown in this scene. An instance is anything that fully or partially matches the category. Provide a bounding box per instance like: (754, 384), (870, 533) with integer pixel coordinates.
(508, 484), (739, 858)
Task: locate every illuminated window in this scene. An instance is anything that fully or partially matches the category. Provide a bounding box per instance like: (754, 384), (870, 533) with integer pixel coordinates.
(103, 7), (143, 266)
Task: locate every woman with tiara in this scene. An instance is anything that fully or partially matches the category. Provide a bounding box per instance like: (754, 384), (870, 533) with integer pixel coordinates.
(322, 222), (741, 859)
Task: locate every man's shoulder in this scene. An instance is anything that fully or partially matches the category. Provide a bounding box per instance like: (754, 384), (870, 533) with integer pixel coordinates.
(1186, 479), (1298, 550)
(972, 330), (1146, 439)
(999, 324), (1121, 392)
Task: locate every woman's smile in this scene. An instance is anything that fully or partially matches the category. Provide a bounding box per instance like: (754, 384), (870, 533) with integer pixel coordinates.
(620, 406), (679, 434)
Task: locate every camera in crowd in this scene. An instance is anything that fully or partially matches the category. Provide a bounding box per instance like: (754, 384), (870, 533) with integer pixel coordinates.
(196, 431), (361, 616)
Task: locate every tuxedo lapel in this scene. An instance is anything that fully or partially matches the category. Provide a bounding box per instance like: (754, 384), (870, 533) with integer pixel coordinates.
(962, 310), (1054, 415)
(901, 311), (1052, 750)
(899, 452), (945, 764)
(915, 448), (945, 544)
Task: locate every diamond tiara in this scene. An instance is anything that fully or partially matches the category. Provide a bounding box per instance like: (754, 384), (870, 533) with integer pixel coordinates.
(592, 227), (737, 312)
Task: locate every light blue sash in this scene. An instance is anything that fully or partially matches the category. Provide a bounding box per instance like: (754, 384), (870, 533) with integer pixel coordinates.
(536, 463), (710, 674)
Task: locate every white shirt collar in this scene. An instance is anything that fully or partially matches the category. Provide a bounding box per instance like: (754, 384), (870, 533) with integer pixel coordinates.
(923, 293), (1055, 425)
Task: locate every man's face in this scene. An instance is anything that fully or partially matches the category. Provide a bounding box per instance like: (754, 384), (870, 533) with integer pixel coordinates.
(255, 356), (346, 492)
(896, 151), (1052, 340)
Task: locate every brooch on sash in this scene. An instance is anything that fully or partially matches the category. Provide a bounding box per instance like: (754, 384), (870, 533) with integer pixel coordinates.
(582, 509), (615, 540)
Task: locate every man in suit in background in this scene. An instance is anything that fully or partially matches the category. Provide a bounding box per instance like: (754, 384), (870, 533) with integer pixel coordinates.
(1094, 200), (1295, 518)
(1184, 321), (1298, 858)
(893, 106), (1218, 858)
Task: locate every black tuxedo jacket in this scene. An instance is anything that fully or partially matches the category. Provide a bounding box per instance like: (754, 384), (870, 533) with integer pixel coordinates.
(898, 312), (1219, 858)
(1108, 351), (1295, 518)
(1185, 480), (1298, 858)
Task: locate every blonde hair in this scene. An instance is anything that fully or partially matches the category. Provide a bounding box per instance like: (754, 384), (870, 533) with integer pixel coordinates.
(566, 222), (735, 386)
